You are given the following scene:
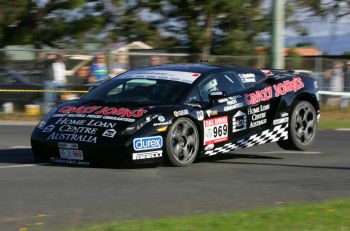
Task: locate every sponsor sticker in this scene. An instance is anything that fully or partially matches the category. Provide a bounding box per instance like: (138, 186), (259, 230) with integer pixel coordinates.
(197, 110), (204, 121)
(153, 121), (172, 126)
(224, 103), (243, 112)
(244, 77), (304, 105)
(238, 73), (256, 83)
(58, 142), (78, 149)
(58, 106), (147, 118)
(174, 109), (189, 117)
(133, 136), (163, 151)
(37, 121), (46, 129)
(118, 70), (201, 84)
(273, 117), (289, 125)
(204, 144), (215, 151)
(232, 111), (247, 133)
(132, 150), (163, 160)
(59, 149), (84, 160)
(206, 109), (218, 117)
(43, 125), (55, 133)
(158, 115), (165, 122)
(102, 129), (117, 138)
(203, 116), (228, 145)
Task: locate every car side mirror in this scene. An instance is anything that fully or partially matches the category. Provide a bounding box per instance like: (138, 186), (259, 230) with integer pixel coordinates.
(208, 90), (225, 103)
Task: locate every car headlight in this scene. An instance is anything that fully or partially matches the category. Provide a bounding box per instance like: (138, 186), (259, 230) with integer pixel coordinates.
(123, 114), (160, 135)
(37, 107), (58, 129)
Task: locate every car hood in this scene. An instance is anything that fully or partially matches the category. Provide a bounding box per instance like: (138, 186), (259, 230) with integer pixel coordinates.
(34, 100), (188, 144)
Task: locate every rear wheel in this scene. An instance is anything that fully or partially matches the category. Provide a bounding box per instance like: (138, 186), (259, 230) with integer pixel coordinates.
(166, 118), (199, 167)
(278, 101), (317, 150)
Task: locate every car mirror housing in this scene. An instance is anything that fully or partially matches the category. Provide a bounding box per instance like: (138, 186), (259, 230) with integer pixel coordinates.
(208, 90), (225, 103)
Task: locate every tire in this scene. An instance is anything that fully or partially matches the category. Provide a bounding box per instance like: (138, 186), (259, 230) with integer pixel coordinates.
(277, 100), (317, 150)
(165, 118), (200, 167)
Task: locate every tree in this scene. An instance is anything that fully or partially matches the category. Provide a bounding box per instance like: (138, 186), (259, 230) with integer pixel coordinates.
(0, 0), (119, 48)
(132, 0), (269, 57)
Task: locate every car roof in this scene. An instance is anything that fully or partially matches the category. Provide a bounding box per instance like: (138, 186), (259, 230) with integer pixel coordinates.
(138, 64), (263, 75)
(137, 64), (224, 74)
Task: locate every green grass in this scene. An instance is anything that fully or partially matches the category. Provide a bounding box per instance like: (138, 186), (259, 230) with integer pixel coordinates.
(319, 119), (350, 129)
(66, 199), (350, 231)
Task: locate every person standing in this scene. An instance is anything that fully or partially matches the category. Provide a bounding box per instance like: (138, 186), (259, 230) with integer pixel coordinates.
(43, 54), (67, 113)
(326, 61), (344, 107)
(89, 53), (108, 84)
(340, 61), (350, 109)
(111, 54), (128, 76)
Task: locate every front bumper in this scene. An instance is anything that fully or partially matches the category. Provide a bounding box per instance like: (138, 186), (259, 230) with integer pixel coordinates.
(31, 137), (163, 166)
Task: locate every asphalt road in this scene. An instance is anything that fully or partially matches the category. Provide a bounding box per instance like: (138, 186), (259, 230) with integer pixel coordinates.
(1, 125), (350, 231)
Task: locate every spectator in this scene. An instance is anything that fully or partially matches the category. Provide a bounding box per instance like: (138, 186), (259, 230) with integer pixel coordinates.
(43, 54), (67, 113)
(52, 54), (67, 86)
(325, 61), (344, 107)
(89, 53), (108, 84)
(77, 66), (90, 85)
(344, 61), (350, 92)
(150, 56), (162, 66)
(111, 54), (128, 76)
(340, 61), (350, 109)
(43, 53), (56, 81)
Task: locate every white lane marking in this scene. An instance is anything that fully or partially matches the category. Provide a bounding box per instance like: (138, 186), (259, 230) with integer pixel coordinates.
(260, 151), (322, 154)
(8, 146), (32, 149)
(335, 128), (350, 131)
(0, 164), (38, 169)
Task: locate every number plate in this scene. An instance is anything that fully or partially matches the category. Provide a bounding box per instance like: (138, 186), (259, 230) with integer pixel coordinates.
(59, 149), (84, 160)
(203, 116), (228, 145)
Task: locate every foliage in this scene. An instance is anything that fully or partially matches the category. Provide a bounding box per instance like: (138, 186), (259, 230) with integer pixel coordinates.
(1, 0), (349, 54)
(133, 0), (269, 56)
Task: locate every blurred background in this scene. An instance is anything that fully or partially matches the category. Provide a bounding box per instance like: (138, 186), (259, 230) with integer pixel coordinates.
(1, 0), (350, 115)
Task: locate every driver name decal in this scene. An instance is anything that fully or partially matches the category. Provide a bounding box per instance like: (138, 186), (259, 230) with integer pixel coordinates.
(204, 116), (228, 145)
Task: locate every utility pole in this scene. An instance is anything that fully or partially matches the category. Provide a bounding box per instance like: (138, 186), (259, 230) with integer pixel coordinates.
(272, 0), (285, 69)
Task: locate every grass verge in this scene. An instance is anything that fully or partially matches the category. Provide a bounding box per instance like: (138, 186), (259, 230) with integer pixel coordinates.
(66, 199), (350, 231)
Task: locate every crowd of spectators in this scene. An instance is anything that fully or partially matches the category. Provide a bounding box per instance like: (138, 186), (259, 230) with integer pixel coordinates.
(42, 52), (162, 112)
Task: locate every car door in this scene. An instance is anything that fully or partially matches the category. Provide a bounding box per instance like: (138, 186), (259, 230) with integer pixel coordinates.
(235, 69), (281, 136)
(193, 72), (246, 147)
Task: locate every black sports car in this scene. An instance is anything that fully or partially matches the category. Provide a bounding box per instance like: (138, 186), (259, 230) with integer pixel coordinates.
(31, 64), (320, 167)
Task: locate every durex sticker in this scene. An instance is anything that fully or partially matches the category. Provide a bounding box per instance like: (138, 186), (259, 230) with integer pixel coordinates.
(133, 136), (163, 151)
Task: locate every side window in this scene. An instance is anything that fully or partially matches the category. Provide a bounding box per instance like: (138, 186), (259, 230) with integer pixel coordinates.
(184, 87), (201, 103)
(198, 72), (244, 102)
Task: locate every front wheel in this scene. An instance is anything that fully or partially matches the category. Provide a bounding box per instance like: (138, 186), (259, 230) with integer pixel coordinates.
(165, 118), (199, 167)
(278, 100), (317, 150)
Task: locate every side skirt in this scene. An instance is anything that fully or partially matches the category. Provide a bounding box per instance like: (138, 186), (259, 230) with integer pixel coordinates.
(204, 123), (288, 156)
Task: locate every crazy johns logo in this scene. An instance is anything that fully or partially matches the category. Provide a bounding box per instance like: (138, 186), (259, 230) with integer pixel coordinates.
(58, 106), (147, 118)
(245, 77), (304, 105)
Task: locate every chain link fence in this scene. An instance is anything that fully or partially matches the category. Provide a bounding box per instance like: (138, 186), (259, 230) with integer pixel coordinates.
(0, 48), (349, 113)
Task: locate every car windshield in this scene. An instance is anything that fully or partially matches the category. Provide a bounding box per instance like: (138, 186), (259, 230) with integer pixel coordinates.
(82, 77), (191, 105)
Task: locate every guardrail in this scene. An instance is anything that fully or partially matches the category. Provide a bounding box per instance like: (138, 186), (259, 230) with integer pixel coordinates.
(318, 91), (350, 97)
(1, 89), (350, 96)
(0, 89), (88, 93)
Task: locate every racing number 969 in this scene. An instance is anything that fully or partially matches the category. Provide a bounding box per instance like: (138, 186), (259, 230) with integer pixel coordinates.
(213, 124), (228, 138)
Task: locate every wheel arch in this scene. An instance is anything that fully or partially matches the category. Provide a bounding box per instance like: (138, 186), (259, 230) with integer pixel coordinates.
(293, 92), (320, 112)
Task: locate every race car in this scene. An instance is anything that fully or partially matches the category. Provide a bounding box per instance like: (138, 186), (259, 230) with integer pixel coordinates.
(31, 64), (319, 167)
